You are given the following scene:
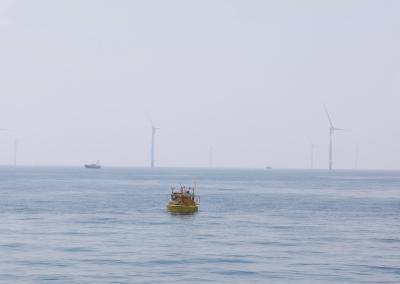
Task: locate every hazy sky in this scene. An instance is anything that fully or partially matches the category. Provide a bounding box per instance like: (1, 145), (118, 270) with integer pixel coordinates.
(0, 0), (399, 169)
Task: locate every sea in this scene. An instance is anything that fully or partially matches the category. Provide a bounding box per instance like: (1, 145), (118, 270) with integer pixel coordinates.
(0, 167), (399, 284)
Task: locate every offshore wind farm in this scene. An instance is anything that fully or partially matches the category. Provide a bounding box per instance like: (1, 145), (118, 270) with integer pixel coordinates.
(0, 106), (384, 171)
(1, 106), (352, 170)
(143, 106), (351, 170)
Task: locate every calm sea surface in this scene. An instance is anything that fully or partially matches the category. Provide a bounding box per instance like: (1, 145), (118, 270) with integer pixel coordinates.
(0, 167), (400, 283)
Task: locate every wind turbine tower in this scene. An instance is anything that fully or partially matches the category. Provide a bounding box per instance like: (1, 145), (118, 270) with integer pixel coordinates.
(324, 107), (344, 170)
(150, 124), (159, 168)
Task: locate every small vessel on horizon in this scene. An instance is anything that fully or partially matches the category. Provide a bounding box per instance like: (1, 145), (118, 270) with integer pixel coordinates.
(84, 161), (101, 169)
(166, 185), (199, 213)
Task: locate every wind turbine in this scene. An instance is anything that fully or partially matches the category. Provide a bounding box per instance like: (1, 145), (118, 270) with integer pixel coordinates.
(324, 106), (344, 170)
(150, 122), (159, 168)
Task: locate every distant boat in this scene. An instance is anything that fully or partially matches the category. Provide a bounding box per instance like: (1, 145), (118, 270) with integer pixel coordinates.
(265, 166), (272, 170)
(84, 161), (101, 169)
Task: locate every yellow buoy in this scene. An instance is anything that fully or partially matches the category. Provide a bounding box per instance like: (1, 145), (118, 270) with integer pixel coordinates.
(166, 185), (199, 213)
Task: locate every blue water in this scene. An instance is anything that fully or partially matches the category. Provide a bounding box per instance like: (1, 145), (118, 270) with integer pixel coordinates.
(1, 167), (400, 283)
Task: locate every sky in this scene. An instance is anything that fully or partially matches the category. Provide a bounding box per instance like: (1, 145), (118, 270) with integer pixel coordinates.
(0, 0), (399, 169)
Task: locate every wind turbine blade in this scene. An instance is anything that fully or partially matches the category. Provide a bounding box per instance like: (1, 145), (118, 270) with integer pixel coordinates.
(323, 105), (334, 128)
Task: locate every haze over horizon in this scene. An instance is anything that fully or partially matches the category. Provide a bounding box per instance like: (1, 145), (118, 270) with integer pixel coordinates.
(0, 1), (399, 170)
